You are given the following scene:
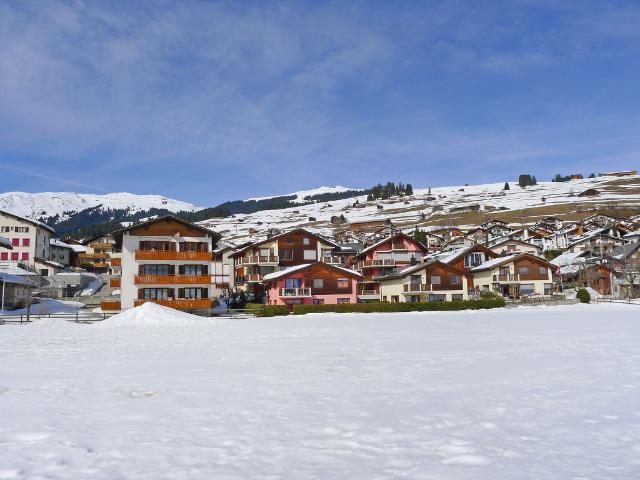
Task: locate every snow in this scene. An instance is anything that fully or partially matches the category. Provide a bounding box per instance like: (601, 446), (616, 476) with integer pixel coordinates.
(1, 304), (640, 478)
(0, 272), (35, 287)
(262, 263), (315, 281)
(79, 274), (104, 296)
(201, 175), (640, 244)
(0, 235), (11, 249)
(471, 254), (518, 271)
(247, 185), (357, 203)
(0, 192), (200, 222)
(95, 302), (218, 328)
(1, 298), (85, 315)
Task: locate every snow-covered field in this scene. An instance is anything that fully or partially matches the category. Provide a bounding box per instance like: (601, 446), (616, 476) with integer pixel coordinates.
(1, 304), (640, 479)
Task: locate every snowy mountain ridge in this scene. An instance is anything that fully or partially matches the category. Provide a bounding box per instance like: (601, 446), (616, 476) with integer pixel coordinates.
(247, 185), (359, 203)
(0, 191), (200, 221)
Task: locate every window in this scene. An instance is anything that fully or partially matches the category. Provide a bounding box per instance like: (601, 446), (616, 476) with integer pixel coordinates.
(391, 296), (400, 303)
(11, 238), (19, 246)
(22, 238), (30, 246)
(336, 278), (349, 288)
(141, 288), (174, 300)
(40, 269), (48, 276)
(179, 288), (207, 299)
(0, 252), (7, 260)
(313, 298), (324, 304)
(451, 274), (460, 284)
(180, 242), (208, 252)
(382, 296), (388, 302)
(21, 252), (29, 261)
(302, 237), (310, 245)
(15, 227), (29, 233)
(285, 278), (302, 289)
(538, 266), (547, 275)
(313, 278), (324, 289)
(451, 294), (463, 301)
(0, 226), (9, 232)
(141, 264), (173, 275)
(280, 249), (293, 260)
(544, 283), (552, 295)
(11, 252), (18, 261)
(181, 264), (206, 276)
(428, 294), (446, 302)
(518, 266), (529, 274)
(139, 241), (175, 251)
(520, 284), (535, 295)
(303, 249), (316, 260)
(430, 275), (441, 285)
(337, 298), (351, 304)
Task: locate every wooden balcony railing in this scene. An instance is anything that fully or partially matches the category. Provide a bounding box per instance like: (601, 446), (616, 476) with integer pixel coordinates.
(135, 250), (210, 261)
(90, 242), (115, 250)
(358, 289), (379, 296)
(247, 273), (262, 282)
(280, 287), (312, 297)
(237, 255), (279, 265)
(320, 256), (343, 265)
(93, 262), (109, 268)
(493, 273), (519, 282)
(79, 252), (110, 260)
(403, 283), (431, 293)
(110, 277), (121, 288)
(134, 275), (211, 285)
(358, 259), (396, 269)
(100, 300), (121, 311)
(111, 257), (121, 266)
(134, 298), (212, 310)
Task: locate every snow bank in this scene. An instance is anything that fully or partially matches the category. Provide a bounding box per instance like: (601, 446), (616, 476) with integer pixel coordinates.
(563, 286), (601, 300)
(95, 302), (211, 328)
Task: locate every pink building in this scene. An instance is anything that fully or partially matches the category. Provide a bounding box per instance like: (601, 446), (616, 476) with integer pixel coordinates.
(263, 262), (361, 307)
(355, 232), (428, 301)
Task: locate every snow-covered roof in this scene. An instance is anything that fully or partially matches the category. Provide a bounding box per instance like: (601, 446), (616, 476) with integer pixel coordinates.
(0, 263), (33, 276)
(550, 251), (586, 267)
(358, 232), (426, 257)
(0, 209), (55, 234)
(0, 272), (36, 286)
(610, 241), (640, 260)
(262, 263), (361, 282)
(471, 254), (519, 271)
(0, 235), (12, 250)
(50, 238), (84, 252)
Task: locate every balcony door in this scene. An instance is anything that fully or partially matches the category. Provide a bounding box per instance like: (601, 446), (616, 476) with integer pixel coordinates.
(285, 278), (303, 289)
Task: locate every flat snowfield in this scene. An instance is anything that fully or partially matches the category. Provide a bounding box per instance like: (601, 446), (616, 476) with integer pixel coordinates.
(1, 305), (640, 479)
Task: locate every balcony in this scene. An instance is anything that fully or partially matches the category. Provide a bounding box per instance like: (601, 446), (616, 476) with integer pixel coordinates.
(135, 250), (210, 261)
(357, 288), (379, 296)
(90, 242), (115, 250)
(358, 259), (396, 269)
(403, 283), (431, 293)
(134, 298), (212, 310)
(320, 256), (343, 265)
(100, 300), (121, 311)
(280, 287), (312, 297)
(79, 252), (110, 260)
(247, 273), (263, 283)
(134, 275), (211, 285)
(236, 255), (279, 266)
(93, 262), (109, 268)
(493, 273), (520, 282)
(110, 277), (121, 288)
(111, 258), (121, 266)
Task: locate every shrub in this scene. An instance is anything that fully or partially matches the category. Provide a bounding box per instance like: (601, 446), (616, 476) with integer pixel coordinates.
(292, 298), (505, 315)
(576, 288), (591, 304)
(245, 303), (289, 317)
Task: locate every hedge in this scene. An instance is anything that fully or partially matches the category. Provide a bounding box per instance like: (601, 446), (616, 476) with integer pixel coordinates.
(292, 298), (505, 315)
(245, 303), (289, 317)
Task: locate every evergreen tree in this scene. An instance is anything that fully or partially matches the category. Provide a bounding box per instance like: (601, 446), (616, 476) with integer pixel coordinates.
(532, 176), (537, 185)
(413, 227), (428, 246)
(406, 184), (413, 195)
(589, 173), (596, 178)
(503, 182), (510, 190)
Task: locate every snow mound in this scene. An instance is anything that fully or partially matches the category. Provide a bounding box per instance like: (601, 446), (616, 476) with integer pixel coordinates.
(563, 286), (601, 300)
(95, 302), (209, 328)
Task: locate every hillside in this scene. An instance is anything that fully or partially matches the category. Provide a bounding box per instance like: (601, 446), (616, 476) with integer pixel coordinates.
(0, 191), (200, 221)
(198, 175), (640, 243)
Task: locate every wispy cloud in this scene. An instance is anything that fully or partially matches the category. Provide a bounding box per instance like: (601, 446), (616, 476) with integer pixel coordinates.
(0, 1), (638, 202)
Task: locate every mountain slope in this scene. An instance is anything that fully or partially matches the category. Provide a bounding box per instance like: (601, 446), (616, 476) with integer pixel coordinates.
(0, 191), (200, 221)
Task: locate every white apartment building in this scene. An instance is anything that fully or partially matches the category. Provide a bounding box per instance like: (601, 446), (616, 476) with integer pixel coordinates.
(0, 210), (55, 275)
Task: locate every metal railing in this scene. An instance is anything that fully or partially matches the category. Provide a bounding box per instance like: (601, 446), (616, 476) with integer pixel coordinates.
(280, 287), (312, 297)
(134, 275), (211, 285)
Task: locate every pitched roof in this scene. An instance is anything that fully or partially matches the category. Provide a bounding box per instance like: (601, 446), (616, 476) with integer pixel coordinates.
(231, 228), (339, 257)
(610, 241), (640, 260)
(113, 215), (215, 238)
(490, 237), (542, 251)
(0, 209), (55, 234)
(262, 262), (361, 282)
(471, 253), (555, 272)
(357, 232), (427, 258)
(375, 259), (469, 281)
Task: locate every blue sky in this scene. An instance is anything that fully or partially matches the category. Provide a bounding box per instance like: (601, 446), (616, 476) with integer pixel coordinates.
(1, 0), (639, 206)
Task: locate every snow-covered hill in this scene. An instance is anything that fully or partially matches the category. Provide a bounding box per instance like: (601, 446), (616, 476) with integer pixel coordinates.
(0, 192), (200, 221)
(247, 185), (358, 203)
(200, 175), (640, 243)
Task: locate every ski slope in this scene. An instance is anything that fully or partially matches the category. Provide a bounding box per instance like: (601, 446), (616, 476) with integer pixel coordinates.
(1, 304), (639, 479)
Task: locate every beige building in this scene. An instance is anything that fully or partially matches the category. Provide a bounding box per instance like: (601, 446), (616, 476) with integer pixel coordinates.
(103, 216), (217, 312)
(471, 253), (555, 298)
(377, 260), (471, 303)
